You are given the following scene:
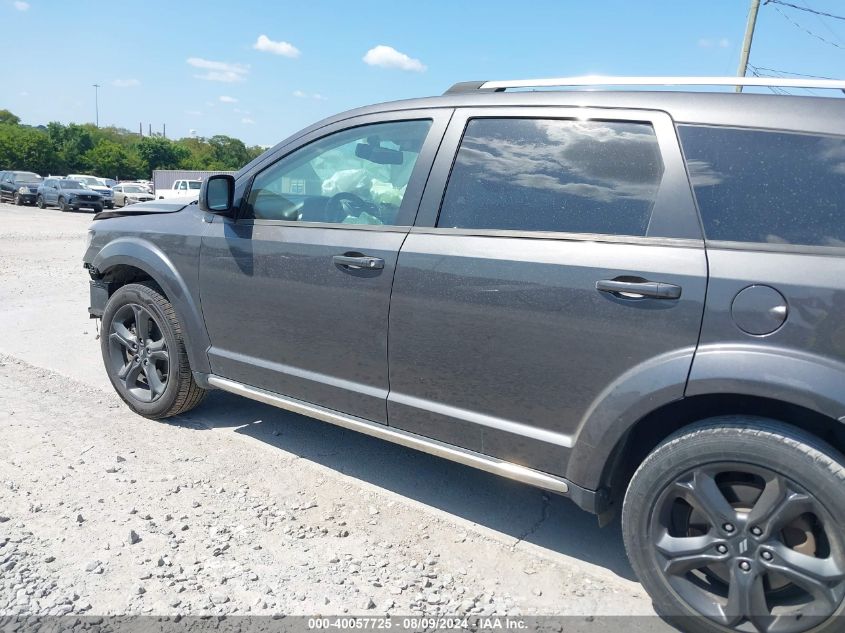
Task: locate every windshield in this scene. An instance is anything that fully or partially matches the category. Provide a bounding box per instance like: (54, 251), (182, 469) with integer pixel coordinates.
(189, 181), (202, 190)
(60, 180), (84, 189)
(123, 185), (144, 193)
(76, 176), (100, 185)
(14, 172), (42, 183)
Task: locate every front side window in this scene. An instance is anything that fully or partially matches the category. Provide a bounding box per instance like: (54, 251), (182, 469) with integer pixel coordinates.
(245, 119), (432, 225)
(437, 118), (664, 236)
(679, 125), (845, 247)
(178, 181), (187, 191)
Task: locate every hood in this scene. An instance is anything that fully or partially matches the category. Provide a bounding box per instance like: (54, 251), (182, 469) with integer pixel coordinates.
(88, 185), (112, 195)
(58, 188), (102, 197)
(93, 199), (192, 220)
(14, 180), (42, 190)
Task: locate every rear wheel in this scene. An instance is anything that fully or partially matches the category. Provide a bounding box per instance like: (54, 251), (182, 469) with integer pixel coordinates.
(100, 282), (207, 419)
(623, 419), (845, 633)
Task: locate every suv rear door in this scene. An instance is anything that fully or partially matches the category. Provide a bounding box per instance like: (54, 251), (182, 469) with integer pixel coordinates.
(387, 107), (707, 476)
(199, 109), (451, 423)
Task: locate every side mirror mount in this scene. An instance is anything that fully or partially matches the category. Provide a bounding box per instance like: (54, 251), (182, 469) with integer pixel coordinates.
(199, 174), (235, 214)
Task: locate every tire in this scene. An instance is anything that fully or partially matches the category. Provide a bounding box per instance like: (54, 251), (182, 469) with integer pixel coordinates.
(622, 418), (845, 633)
(58, 196), (69, 212)
(106, 202), (114, 209)
(100, 282), (207, 419)
(36, 195), (45, 209)
(14, 193), (22, 206)
(92, 204), (103, 213)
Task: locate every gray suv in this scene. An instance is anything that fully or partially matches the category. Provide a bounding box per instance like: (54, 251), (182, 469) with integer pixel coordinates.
(83, 77), (845, 632)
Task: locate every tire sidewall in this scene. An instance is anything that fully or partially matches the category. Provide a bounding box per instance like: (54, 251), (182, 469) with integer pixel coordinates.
(623, 420), (845, 633)
(100, 284), (185, 418)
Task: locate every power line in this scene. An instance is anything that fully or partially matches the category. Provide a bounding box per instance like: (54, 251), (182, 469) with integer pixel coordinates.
(764, 0), (845, 22)
(749, 65), (837, 79)
(771, 4), (845, 49)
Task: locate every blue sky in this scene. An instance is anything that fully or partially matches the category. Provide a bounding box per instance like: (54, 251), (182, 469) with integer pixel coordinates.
(2, 0), (843, 146)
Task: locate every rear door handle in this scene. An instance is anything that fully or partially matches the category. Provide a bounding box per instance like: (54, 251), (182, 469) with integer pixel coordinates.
(596, 279), (682, 300)
(332, 254), (385, 270)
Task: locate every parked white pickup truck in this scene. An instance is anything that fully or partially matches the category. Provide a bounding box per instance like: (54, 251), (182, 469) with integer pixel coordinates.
(155, 179), (202, 200)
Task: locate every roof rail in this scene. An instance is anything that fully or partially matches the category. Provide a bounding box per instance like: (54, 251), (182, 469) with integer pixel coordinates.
(443, 75), (845, 95)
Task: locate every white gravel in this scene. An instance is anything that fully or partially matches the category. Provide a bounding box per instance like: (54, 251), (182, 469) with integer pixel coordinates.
(0, 203), (660, 621)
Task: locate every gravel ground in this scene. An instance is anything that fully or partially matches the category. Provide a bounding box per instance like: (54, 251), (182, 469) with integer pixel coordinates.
(0, 202), (662, 624)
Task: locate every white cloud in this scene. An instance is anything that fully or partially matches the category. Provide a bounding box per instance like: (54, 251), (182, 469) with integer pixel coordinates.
(13, 1), (29, 11)
(218, 95), (238, 103)
(112, 78), (140, 88)
(698, 37), (730, 49)
(187, 57), (249, 82)
(362, 45), (426, 72)
(293, 90), (327, 101)
(253, 34), (300, 58)
(241, 117), (255, 124)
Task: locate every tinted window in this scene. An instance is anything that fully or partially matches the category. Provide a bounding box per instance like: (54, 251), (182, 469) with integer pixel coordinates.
(246, 119), (431, 225)
(679, 125), (845, 247)
(436, 118), (664, 236)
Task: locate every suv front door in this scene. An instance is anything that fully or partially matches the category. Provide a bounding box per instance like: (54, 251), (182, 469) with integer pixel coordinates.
(387, 107), (707, 476)
(199, 110), (451, 423)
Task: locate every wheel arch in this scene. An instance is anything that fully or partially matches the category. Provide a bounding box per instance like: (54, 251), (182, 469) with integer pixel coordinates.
(566, 347), (845, 500)
(91, 237), (211, 374)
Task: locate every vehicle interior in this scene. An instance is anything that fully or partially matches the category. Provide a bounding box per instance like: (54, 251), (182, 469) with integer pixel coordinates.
(245, 120), (430, 225)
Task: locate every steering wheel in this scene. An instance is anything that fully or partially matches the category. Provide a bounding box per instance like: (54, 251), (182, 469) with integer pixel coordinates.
(325, 192), (378, 223)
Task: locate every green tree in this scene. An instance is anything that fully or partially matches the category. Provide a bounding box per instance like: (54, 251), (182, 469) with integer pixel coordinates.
(136, 136), (189, 173)
(0, 110), (21, 126)
(83, 140), (144, 180)
(209, 135), (251, 169)
(0, 124), (57, 175)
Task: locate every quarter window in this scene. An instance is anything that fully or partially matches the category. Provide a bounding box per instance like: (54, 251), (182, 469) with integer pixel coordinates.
(245, 120), (432, 225)
(679, 125), (845, 247)
(436, 118), (664, 236)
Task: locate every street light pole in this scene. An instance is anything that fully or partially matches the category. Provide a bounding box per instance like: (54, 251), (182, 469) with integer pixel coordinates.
(93, 84), (101, 127)
(736, 0), (761, 92)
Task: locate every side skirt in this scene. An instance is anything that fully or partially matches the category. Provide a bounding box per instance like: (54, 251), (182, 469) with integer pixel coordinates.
(206, 375), (572, 496)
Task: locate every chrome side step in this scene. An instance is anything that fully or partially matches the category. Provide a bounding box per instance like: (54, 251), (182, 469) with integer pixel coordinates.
(207, 375), (570, 495)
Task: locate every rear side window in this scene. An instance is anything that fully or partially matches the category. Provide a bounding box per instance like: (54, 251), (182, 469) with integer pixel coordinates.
(679, 125), (845, 247)
(436, 118), (664, 236)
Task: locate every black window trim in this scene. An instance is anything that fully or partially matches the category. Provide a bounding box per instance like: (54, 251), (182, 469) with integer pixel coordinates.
(230, 108), (453, 230)
(413, 106), (704, 244)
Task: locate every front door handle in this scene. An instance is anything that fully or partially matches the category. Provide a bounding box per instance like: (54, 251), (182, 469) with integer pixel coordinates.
(333, 254), (385, 270)
(596, 279), (682, 300)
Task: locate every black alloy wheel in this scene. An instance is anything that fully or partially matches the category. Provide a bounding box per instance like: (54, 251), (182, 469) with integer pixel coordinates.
(106, 303), (170, 403)
(623, 420), (845, 633)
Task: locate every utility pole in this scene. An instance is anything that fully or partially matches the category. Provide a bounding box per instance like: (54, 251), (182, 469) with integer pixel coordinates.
(92, 84), (101, 126)
(736, 0), (761, 92)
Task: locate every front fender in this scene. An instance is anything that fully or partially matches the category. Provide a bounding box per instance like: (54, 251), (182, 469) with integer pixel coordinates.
(92, 237), (211, 374)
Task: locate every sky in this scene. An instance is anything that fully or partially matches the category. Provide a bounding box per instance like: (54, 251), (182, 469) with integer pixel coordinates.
(2, 0), (844, 146)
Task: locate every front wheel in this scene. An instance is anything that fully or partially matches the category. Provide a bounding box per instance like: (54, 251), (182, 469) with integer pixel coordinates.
(100, 282), (207, 419)
(14, 193), (23, 206)
(622, 419), (845, 633)
(36, 195), (45, 209)
(58, 196), (69, 212)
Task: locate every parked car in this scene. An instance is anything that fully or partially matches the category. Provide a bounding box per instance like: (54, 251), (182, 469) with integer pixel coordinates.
(113, 183), (154, 207)
(38, 178), (103, 212)
(0, 170), (43, 205)
(66, 174), (114, 208)
(155, 179), (201, 200)
(82, 76), (845, 632)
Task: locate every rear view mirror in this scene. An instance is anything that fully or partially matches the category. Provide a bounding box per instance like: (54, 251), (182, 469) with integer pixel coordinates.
(199, 174), (235, 214)
(355, 143), (403, 165)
